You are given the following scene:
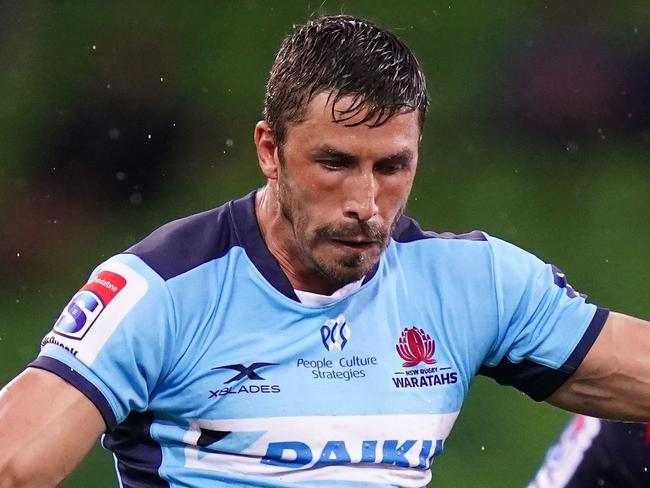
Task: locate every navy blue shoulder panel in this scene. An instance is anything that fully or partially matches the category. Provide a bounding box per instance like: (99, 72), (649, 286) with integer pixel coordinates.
(391, 214), (487, 243)
(126, 198), (240, 280)
(125, 191), (299, 299)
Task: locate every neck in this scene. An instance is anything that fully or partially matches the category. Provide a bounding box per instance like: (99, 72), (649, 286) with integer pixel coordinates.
(255, 184), (344, 295)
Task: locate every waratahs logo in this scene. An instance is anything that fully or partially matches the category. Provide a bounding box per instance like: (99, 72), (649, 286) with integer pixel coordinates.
(396, 327), (436, 367)
(392, 327), (458, 389)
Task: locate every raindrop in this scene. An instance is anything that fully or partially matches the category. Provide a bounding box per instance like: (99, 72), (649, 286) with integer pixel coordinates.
(108, 128), (120, 140)
(130, 192), (143, 206)
(480, 446), (485, 451)
(566, 141), (579, 154)
(160, 77), (164, 82)
(225, 139), (234, 147)
(116, 171), (126, 181)
(16, 252), (20, 257)
(91, 44), (96, 50)
(147, 134), (152, 139)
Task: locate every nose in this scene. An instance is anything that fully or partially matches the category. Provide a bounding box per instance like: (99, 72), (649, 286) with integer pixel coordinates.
(342, 171), (378, 222)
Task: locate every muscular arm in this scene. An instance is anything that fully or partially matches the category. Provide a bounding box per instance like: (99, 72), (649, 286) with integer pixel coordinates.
(0, 368), (106, 488)
(548, 311), (650, 421)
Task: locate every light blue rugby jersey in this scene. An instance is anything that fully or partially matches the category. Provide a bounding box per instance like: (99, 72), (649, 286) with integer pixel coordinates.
(31, 191), (608, 488)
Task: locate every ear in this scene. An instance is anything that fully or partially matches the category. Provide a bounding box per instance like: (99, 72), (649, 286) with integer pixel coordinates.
(254, 121), (279, 180)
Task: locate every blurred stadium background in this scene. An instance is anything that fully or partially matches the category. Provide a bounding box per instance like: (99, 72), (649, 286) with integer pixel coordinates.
(1, 1), (649, 486)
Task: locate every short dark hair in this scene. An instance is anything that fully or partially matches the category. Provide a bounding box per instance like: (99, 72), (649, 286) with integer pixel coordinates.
(264, 15), (428, 144)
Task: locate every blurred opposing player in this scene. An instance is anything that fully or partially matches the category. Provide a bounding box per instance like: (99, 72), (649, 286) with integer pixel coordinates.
(528, 415), (650, 487)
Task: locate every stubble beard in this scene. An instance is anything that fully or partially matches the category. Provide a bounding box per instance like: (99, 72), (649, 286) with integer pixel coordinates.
(277, 173), (402, 287)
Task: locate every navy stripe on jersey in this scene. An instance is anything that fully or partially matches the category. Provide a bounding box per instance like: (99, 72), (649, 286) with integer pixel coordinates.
(479, 307), (609, 400)
(229, 192), (299, 300)
(28, 356), (118, 429)
(102, 411), (168, 487)
(392, 214), (487, 244)
(561, 307), (609, 372)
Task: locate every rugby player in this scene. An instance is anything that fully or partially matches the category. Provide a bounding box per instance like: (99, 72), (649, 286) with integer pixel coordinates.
(1, 14), (650, 488)
(528, 416), (650, 487)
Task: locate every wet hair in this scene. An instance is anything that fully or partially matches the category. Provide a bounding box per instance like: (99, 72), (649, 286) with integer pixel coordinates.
(264, 15), (428, 144)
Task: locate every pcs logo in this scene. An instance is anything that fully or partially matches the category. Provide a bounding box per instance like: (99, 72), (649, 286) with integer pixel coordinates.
(53, 271), (126, 340)
(320, 314), (349, 352)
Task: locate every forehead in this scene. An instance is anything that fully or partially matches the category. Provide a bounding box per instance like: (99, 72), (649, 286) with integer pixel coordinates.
(283, 92), (421, 154)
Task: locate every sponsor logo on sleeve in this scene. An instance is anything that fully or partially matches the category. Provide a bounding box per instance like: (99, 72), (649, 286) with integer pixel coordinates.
(551, 265), (585, 299)
(53, 271), (127, 340)
(42, 262), (148, 366)
(391, 327), (458, 389)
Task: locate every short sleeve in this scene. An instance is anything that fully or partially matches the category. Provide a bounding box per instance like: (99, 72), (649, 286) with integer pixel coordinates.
(478, 236), (609, 401)
(28, 253), (176, 430)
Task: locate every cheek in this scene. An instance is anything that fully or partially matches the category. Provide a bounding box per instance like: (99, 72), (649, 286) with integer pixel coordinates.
(294, 173), (343, 209)
(378, 178), (414, 213)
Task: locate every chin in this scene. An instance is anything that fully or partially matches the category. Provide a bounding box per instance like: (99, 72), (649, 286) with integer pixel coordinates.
(316, 253), (378, 285)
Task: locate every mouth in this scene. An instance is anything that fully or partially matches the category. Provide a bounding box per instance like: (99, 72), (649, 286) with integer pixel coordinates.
(329, 238), (379, 252)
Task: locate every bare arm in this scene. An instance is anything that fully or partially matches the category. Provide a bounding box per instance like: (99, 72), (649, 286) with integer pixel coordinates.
(548, 311), (650, 421)
(0, 368), (106, 488)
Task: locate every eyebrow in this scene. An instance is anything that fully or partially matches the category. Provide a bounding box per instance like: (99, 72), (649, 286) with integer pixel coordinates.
(310, 146), (415, 165)
(377, 149), (415, 166)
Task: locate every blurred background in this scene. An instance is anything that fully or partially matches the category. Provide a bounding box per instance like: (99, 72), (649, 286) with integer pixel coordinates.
(1, 1), (649, 486)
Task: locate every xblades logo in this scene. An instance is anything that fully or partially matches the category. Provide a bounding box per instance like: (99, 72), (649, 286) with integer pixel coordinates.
(211, 362), (278, 384)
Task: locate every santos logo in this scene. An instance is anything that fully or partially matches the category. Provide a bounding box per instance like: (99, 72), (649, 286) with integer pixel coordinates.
(261, 439), (443, 470)
(320, 314), (349, 351)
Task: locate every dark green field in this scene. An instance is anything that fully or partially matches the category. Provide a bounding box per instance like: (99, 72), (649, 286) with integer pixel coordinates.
(1, 2), (649, 486)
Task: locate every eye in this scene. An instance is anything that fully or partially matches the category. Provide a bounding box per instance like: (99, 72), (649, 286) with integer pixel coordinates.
(316, 159), (347, 171)
(375, 161), (407, 175)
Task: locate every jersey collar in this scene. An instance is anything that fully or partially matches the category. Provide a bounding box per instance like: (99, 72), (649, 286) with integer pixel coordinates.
(228, 191), (380, 302)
